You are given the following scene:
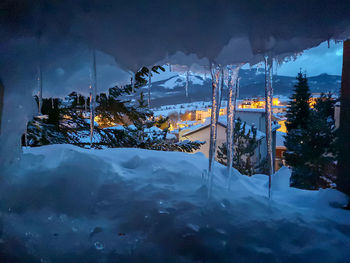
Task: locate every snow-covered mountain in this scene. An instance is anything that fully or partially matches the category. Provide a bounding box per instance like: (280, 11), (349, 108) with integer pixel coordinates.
(138, 68), (341, 107)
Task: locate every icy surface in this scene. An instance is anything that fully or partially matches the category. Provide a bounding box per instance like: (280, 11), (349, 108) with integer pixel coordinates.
(208, 66), (221, 184)
(1, 145), (349, 262)
(226, 65), (241, 182)
(264, 56), (274, 198)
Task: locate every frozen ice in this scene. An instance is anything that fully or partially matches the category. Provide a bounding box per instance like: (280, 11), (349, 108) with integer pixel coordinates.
(226, 65), (242, 185)
(264, 56), (274, 198)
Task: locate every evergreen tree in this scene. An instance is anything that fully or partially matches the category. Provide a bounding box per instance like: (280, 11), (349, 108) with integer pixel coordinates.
(217, 119), (259, 176)
(285, 72), (337, 189)
(24, 65), (202, 153)
(285, 72), (311, 132)
(284, 72), (312, 187)
(298, 93), (337, 189)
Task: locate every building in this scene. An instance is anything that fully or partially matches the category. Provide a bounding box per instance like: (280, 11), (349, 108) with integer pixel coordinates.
(275, 131), (287, 171)
(180, 113), (280, 169)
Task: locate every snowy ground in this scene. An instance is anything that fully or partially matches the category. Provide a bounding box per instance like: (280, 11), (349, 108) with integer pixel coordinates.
(0, 145), (349, 262)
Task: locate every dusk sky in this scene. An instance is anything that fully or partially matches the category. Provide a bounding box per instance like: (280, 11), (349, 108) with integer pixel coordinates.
(277, 41), (343, 76)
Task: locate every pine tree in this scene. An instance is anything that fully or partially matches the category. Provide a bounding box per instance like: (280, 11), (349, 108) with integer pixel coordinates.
(285, 72), (311, 132)
(284, 72), (312, 187)
(285, 72), (337, 189)
(24, 65), (202, 153)
(217, 119), (259, 176)
(301, 94), (337, 188)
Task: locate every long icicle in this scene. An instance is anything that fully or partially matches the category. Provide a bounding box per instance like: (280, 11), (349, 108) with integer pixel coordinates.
(216, 67), (224, 122)
(226, 65), (241, 187)
(185, 70), (189, 98)
(264, 55), (274, 198)
(148, 69), (152, 108)
(37, 64), (43, 115)
(89, 48), (97, 147)
(24, 121), (28, 148)
(234, 77), (240, 117)
(208, 64), (222, 199)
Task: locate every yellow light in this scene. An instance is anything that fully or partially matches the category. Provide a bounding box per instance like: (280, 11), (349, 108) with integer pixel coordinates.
(277, 120), (287, 133)
(272, 98), (280, 106)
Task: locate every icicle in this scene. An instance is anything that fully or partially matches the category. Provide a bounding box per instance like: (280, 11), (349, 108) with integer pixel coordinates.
(216, 67), (224, 120)
(24, 121), (28, 148)
(234, 77), (240, 119)
(185, 70), (189, 98)
(131, 73), (135, 93)
(208, 63), (222, 199)
(327, 39), (330, 48)
(0, 80), (3, 135)
(37, 65), (43, 115)
(89, 48), (97, 147)
(226, 65), (242, 186)
(148, 69), (151, 108)
(264, 55), (274, 198)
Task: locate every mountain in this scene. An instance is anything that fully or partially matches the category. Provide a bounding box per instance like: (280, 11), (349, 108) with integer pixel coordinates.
(137, 68), (341, 107)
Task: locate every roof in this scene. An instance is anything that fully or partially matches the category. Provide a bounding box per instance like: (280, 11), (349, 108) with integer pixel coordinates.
(236, 108), (265, 113)
(182, 116), (267, 140)
(276, 131), (286, 147)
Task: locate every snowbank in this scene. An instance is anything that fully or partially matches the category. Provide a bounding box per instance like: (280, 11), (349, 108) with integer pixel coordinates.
(0, 145), (349, 262)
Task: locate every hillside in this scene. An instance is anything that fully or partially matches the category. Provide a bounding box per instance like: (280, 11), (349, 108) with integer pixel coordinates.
(136, 69), (341, 107)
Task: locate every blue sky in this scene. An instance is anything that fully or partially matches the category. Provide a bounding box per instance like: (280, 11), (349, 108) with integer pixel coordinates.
(276, 41), (343, 77)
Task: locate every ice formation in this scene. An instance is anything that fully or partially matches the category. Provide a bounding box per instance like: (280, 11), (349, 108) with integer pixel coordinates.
(148, 70), (152, 108)
(226, 65), (242, 184)
(89, 49), (98, 146)
(264, 56), (274, 198)
(185, 70), (189, 98)
(37, 64), (43, 115)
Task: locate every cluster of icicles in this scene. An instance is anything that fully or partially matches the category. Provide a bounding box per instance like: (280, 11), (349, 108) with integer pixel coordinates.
(206, 58), (274, 200)
(34, 49), (275, 199)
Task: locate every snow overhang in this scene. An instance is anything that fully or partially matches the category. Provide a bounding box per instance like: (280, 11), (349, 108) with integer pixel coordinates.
(1, 0), (350, 72)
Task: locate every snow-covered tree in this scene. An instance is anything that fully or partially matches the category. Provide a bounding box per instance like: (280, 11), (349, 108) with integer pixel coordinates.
(284, 72), (312, 180)
(217, 119), (259, 176)
(285, 73), (338, 189)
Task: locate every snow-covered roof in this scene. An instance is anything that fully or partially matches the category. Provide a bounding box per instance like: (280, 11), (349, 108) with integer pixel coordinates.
(236, 108), (265, 113)
(276, 131), (286, 147)
(182, 116), (266, 140)
(153, 101), (212, 117)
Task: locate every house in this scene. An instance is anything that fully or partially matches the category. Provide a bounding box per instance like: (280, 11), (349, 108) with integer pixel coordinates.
(275, 131), (287, 171)
(180, 114), (280, 168)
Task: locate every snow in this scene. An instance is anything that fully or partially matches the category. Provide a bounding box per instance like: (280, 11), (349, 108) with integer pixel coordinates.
(276, 131), (286, 147)
(158, 73), (204, 90)
(1, 144), (349, 262)
(153, 101), (212, 116)
(160, 76), (185, 89)
(182, 116), (266, 141)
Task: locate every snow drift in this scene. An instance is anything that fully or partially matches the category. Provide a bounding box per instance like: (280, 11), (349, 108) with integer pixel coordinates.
(0, 145), (349, 262)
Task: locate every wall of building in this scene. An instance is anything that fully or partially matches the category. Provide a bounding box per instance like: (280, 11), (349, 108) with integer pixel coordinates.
(182, 124), (227, 158)
(182, 124), (268, 166)
(235, 111), (265, 132)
